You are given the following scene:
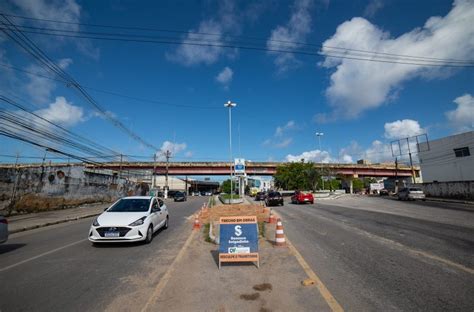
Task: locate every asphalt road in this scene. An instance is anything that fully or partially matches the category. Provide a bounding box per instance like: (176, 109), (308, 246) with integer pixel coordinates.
(0, 197), (205, 312)
(274, 196), (474, 311)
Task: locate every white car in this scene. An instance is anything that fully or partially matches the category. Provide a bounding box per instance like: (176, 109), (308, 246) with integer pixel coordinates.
(89, 196), (169, 244)
(0, 215), (8, 244)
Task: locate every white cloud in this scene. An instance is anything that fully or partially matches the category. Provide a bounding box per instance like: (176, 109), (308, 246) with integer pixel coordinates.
(321, 1), (474, 119)
(157, 141), (187, 159)
(364, 0), (385, 17)
(9, 0), (99, 59)
(167, 0), (240, 66)
(267, 0), (314, 73)
(275, 120), (296, 136)
(275, 138), (293, 148)
(338, 139), (394, 164)
(25, 58), (72, 104)
(35, 96), (85, 127)
(184, 151), (193, 158)
(216, 67), (233, 87)
(286, 149), (333, 163)
(384, 119), (424, 139)
(445, 93), (474, 133)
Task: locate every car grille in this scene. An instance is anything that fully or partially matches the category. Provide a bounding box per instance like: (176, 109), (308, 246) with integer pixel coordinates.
(96, 227), (131, 237)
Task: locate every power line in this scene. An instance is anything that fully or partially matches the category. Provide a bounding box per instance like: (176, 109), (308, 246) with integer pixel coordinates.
(3, 12), (474, 65)
(1, 22), (473, 67)
(0, 14), (160, 151)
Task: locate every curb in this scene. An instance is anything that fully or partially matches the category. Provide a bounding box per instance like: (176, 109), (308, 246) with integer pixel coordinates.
(8, 212), (101, 235)
(385, 196), (474, 206)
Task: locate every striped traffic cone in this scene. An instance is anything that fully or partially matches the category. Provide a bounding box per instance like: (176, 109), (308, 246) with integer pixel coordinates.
(268, 209), (276, 224)
(193, 215), (201, 230)
(275, 218), (286, 247)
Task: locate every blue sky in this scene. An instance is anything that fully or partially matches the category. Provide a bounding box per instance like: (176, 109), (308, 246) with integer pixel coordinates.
(0, 0), (473, 167)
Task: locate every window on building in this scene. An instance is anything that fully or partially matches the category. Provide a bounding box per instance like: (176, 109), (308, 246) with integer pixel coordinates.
(453, 147), (470, 157)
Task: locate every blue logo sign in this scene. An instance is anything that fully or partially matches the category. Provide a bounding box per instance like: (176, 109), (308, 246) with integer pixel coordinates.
(219, 222), (258, 254)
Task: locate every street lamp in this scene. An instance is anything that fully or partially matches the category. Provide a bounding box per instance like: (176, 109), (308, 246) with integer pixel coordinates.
(316, 132), (325, 190)
(224, 100), (237, 201)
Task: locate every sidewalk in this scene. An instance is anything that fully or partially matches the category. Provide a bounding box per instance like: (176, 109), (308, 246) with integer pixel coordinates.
(7, 202), (109, 234)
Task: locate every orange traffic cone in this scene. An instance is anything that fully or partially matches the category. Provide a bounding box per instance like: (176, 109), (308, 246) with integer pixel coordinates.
(193, 215), (201, 230)
(268, 209), (276, 224)
(275, 219), (286, 247)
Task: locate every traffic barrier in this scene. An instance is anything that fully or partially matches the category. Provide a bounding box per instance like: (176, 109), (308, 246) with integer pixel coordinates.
(268, 209), (276, 224)
(193, 215), (201, 230)
(275, 218), (286, 247)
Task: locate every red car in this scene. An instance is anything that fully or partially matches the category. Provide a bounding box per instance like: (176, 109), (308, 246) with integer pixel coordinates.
(291, 191), (314, 204)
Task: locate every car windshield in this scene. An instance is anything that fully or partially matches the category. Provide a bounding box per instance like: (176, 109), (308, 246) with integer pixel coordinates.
(107, 198), (150, 212)
(409, 188), (422, 192)
(269, 192), (281, 197)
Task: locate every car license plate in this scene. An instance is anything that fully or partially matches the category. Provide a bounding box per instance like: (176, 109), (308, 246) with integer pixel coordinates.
(104, 232), (119, 237)
(304, 198), (309, 201)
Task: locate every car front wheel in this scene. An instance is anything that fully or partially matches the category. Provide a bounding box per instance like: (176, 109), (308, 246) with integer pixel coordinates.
(164, 216), (169, 229)
(145, 225), (153, 244)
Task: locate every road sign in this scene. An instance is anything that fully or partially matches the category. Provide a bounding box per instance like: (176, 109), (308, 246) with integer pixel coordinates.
(219, 216), (259, 269)
(234, 158), (246, 176)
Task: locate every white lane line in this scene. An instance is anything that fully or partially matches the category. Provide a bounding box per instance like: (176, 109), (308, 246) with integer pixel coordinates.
(0, 239), (87, 273)
(290, 207), (474, 275)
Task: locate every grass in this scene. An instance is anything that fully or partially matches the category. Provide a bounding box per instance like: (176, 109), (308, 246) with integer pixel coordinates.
(220, 194), (241, 200)
(258, 221), (265, 238)
(203, 223), (213, 243)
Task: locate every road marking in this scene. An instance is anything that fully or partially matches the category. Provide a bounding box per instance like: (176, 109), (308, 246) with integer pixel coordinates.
(286, 238), (344, 312)
(141, 229), (197, 312)
(0, 239), (86, 273)
(289, 207), (474, 275)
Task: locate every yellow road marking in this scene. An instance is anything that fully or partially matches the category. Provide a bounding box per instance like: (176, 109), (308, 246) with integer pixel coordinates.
(287, 238), (344, 312)
(141, 229), (197, 312)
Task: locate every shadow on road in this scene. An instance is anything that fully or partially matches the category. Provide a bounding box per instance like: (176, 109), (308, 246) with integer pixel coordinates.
(91, 227), (166, 248)
(0, 243), (27, 254)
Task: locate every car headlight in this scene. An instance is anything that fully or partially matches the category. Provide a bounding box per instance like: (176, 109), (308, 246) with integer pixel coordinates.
(92, 218), (100, 227)
(129, 216), (147, 226)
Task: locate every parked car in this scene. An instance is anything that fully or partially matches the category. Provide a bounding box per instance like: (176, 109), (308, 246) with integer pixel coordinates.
(192, 191), (201, 196)
(0, 215), (8, 244)
(398, 187), (426, 201)
(255, 192), (267, 201)
(265, 191), (284, 206)
(167, 190), (178, 198)
(379, 189), (389, 196)
(204, 191), (212, 196)
(174, 191), (187, 202)
(89, 196), (169, 244)
(291, 191), (314, 204)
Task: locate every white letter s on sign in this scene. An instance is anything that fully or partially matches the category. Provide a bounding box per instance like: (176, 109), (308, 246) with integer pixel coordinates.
(235, 225), (242, 236)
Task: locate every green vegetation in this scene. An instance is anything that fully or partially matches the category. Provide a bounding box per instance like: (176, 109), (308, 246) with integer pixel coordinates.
(220, 194), (241, 200)
(203, 223), (213, 243)
(221, 179), (231, 193)
(258, 221), (265, 238)
(274, 162), (344, 191)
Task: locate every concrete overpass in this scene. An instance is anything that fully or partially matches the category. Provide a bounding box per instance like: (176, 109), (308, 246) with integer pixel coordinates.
(84, 161), (418, 178)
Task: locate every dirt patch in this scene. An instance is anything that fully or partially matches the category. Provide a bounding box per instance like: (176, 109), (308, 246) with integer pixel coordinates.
(201, 203), (269, 223)
(259, 307), (272, 312)
(240, 293), (260, 301)
(253, 283), (273, 291)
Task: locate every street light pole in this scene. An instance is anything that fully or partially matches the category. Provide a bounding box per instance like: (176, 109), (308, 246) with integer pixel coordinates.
(224, 100), (237, 201)
(316, 132), (325, 191)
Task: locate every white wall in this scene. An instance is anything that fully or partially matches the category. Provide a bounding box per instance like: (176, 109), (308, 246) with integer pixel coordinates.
(418, 131), (474, 182)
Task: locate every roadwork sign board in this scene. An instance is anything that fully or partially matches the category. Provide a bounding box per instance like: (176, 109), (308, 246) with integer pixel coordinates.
(219, 216), (259, 269)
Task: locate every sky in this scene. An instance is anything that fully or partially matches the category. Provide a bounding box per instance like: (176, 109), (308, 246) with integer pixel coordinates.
(0, 0), (473, 169)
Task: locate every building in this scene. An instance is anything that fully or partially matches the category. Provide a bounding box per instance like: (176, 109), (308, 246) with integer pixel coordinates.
(418, 131), (473, 182)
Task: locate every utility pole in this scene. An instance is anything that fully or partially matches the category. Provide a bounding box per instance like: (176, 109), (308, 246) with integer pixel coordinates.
(165, 150), (171, 198)
(316, 132), (325, 190)
(406, 138), (417, 184)
(152, 153), (157, 189)
(9, 153), (20, 215)
(119, 154), (123, 180)
(395, 157), (399, 193)
(224, 100), (237, 201)
(37, 149), (47, 192)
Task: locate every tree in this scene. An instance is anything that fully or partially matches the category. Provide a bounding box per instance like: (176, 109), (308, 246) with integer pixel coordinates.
(221, 179), (233, 194)
(274, 162), (320, 191)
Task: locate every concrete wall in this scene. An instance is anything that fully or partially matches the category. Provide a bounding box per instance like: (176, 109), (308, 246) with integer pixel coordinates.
(0, 165), (141, 211)
(414, 181), (474, 200)
(418, 131), (474, 182)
